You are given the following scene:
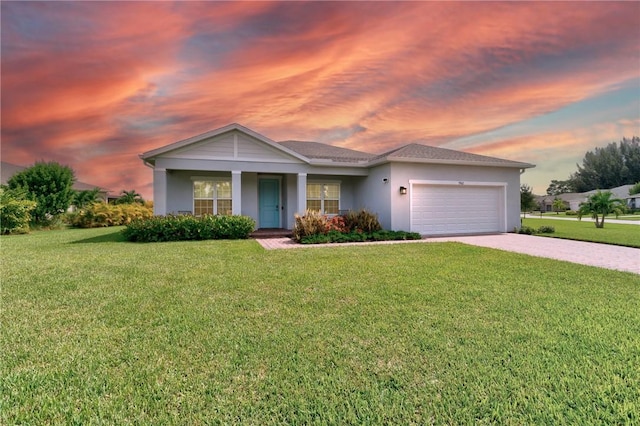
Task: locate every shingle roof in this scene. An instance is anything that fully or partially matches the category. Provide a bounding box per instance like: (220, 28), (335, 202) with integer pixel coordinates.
(371, 143), (533, 168)
(279, 141), (533, 168)
(142, 123), (534, 169)
(278, 141), (375, 163)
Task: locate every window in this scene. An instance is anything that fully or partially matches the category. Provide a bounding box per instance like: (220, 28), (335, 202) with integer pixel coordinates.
(307, 182), (340, 214)
(193, 180), (232, 216)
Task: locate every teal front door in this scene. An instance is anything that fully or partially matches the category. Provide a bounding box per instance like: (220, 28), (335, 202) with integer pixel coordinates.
(259, 179), (280, 228)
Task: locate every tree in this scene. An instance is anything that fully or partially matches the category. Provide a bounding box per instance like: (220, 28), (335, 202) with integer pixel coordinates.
(552, 198), (566, 214)
(73, 188), (101, 209)
(7, 161), (75, 225)
(116, 189), (144, 205)
(546, 179), (574, 196)
(629, 182), (640, 196)
(577, 190), (625, 228)
(520, 184), (536, 217)
(569, 137), (640, 192)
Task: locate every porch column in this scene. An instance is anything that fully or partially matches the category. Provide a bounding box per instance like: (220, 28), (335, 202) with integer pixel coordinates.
(153, 168), (167, 216)
(297, 173), (307, 215)
(232, 171), (242, 215)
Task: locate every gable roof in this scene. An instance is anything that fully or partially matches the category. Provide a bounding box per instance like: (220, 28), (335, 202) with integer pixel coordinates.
(140, 123), (535, 169)
(369, 143), (534, 168)
(1, 161), (109, 192)
(140, 123), (308, 164)
(278, 141), (375, 163)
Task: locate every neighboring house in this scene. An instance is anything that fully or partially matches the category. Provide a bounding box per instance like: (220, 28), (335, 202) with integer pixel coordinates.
(140, 123), (535, 236)
(537, 184), (639, 212)
(537, 193), (586, 212)
(1, 161), (110, 202)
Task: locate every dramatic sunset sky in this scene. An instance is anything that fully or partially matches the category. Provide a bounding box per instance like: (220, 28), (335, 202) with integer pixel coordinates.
(2, 1), (639, 199)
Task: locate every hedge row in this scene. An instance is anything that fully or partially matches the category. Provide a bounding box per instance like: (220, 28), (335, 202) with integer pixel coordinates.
(122, 214), (255, 242)
(68, 202), (153, 228)
(301, 229), (422, 244)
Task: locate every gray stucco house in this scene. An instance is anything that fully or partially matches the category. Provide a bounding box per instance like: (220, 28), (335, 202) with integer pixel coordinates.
(140, 123), (534, 236)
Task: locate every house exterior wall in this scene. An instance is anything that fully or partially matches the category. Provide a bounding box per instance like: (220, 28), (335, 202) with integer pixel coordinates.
(241, 172), (259, 221)
(389, 162), (523, 232)
(352, 164), (392, 229)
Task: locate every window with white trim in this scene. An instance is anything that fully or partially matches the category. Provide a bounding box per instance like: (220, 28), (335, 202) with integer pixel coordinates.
(193, 180), (232, 216)
(307, 182), (340, 214)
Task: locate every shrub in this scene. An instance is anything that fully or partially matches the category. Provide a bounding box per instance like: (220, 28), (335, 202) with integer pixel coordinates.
(369, 230), (422, 241)
(342, 209), (382, 233)
(0, 186), (36, 234)
(122, 214), (255, 242)
(537, 225), (555, 234)
(565, 210), (578, 216)
(292, 210), (329, 242)
(517, 225), (536, 235)
(68, 202), (153, 228)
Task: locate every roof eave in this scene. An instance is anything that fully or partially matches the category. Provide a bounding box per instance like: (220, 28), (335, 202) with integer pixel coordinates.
(368, 156), (535, 169)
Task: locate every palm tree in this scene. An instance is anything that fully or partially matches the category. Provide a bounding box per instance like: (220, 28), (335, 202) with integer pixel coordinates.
(552, 198), (566, 215)
(577, 190), (624, 228)
(116, 189), (144, 205)
(73, 188), (101, 209)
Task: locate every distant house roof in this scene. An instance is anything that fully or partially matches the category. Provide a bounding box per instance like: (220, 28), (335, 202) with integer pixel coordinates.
(0, 162), (25, 184)
(583, 184), (633, 200)
(536, 184), (638, 205)
(0, 161), (109, 193)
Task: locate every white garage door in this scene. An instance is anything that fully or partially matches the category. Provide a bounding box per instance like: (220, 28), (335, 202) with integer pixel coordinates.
(411, 184), (504, 236)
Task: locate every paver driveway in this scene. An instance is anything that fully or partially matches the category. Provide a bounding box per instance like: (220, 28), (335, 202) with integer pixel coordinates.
(256, 234), (640, 275)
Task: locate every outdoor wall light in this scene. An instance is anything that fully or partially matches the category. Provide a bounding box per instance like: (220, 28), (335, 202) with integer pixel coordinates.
(399, 186), (407, 195)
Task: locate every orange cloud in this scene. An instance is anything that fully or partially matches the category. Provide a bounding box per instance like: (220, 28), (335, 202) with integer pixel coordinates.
(1, 1), (638, 200)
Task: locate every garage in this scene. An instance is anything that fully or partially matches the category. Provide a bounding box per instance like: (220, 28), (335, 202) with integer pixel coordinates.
(410, 181), (505, 236)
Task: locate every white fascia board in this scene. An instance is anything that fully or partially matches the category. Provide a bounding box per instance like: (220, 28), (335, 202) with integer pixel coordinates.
(308, 159), (370, 167)
(368, 156), (535, 169)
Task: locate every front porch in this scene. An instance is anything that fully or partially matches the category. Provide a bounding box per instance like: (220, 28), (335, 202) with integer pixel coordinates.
(250, 228), (292, 239)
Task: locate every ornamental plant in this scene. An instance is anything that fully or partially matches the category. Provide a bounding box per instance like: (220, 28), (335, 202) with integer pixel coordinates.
(293, 209), (418, 244)
(68, 202), (153, 228)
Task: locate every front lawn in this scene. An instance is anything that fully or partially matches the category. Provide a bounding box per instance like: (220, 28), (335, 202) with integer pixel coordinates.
(522, 218), (640, 248)
(2, 227), (639, 424)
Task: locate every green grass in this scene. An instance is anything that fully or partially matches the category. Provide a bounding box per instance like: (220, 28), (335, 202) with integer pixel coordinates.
(523, 218), (640, 248)
(2, 227), (639, 424)
(614, 215), (640, 222)
(531, 212), (640, 221)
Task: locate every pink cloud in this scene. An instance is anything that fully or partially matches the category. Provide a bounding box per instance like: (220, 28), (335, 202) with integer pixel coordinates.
(1, 1), (638, 200)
